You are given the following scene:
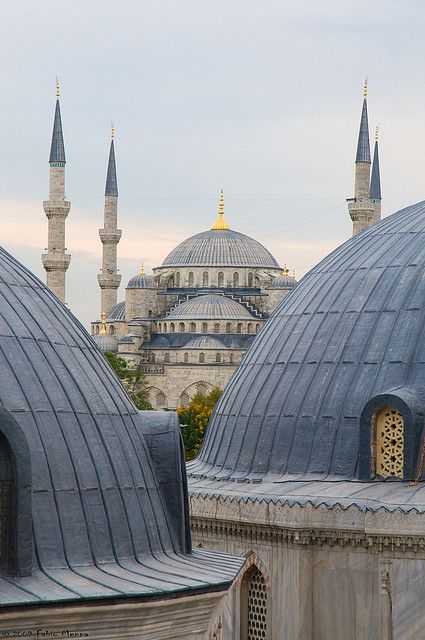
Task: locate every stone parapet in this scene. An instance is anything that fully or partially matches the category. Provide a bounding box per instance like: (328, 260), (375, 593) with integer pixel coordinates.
(42, 253), (71, 272)
(43, 199), (71, 218)
(97, 274), (122, 289)
(99, 228), (122, 244)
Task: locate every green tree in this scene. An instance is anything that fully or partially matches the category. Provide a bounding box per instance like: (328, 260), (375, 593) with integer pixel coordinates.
(104, 352), (153, 410)
(177, 387), (221, 460)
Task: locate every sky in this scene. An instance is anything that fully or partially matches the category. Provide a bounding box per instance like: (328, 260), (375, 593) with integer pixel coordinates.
(2, 1), (425, 327)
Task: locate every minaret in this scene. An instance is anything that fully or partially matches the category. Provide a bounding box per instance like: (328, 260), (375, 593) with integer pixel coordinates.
(347, 79), (376, 236)
(42, 80), (71, 302)
(97, 123), (122, 315)
(370, 125), (382, 223)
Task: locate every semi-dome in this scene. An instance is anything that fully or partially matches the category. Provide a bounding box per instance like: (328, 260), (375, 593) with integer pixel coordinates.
(161, 229), (279, 268)
(184, 336), (227, 350)
(269, 273), (296, 289)
(127, 273), (156, 289)
(92, 332), (118, 352)
(165, 294), (255, 320)
(0, 246), (241, 605)
(190, 200), (425, 482)
(106, 300), (125, 320)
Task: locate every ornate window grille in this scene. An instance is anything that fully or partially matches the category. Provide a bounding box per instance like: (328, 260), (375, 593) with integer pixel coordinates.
(241, 566), (268, 640)
(374, 406), (404, 479)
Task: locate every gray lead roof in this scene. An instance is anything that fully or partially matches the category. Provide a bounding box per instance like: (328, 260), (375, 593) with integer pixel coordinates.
(192, 199), (425, 483)
(355, 99), (371, 163)
(370, 140), (381, 199)
(105, 139), (118, 196)
(49, 100), (66, 164)
(0, 246), (242, 606)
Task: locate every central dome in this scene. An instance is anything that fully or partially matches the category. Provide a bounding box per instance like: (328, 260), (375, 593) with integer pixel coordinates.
(161, 229), (279, 268)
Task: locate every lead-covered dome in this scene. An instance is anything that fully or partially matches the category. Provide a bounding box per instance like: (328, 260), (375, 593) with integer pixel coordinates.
(190, 200), (425, 482)
(165, 294), (255, 320)
(161, 229), (279, 268)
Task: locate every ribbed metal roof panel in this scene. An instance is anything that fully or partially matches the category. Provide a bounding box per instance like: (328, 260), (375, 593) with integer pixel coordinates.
(106, 301), (125, 321)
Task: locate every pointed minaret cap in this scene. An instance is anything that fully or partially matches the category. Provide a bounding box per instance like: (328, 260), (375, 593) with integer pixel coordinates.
(100, 311), (107, 335)
(355, 78), (371, 163)
(211, 189), (230, 230)
(370, 125), (381, 200)
(105, 123), (118, 196)
(49, 79), (66, 164)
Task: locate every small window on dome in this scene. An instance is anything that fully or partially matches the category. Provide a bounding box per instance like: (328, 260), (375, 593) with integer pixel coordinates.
(247, 323), (252, 334)
(237, 323), (242, 334)
(256, 323), (260, 333)
(199, 352), (205, 363)
(226, 322), (231, 334)
(202, 322), (208, 333)
(188, 272), (194, 287)
(163, 323), (167, 333)
(109, 325), (115, 335)
(164, 352), (170, 363)
(233, 272), (239, 287)
(184, 352), (189, 363)
(216, 353), (221, 363)
(218, 271), (224, 287)
(170, 322), (175, 333)
(179, 322), (185, 333)
(189, 322), (196, 332)
(373, 406), (404, 479)
(175, 272), (181, 287)
(202, 271), (209, 287)
(248, 272), (254, 287)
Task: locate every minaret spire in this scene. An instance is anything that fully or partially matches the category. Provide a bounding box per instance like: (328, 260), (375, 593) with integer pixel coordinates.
(97, 123), (122, 315)
(370, 124), (382, 222)
(42, 80), (71, 303)
(347, 79), (376, 236)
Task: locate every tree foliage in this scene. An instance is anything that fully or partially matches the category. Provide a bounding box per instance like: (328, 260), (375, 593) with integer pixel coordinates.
(177, 387), (221, 460)
(104, 352), (153, 410)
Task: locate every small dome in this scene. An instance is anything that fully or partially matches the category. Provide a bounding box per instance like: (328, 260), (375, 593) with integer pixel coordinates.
(162, 229), (279, 268)
(127, 273), (157, 289)
(165, 294), (255, 320)
(106, 300), (125, 320)
(184, 336), (227, 350)
(92, 332), (118, 353)
(192, 200), (425, 481)
(269, 274), (296, 289)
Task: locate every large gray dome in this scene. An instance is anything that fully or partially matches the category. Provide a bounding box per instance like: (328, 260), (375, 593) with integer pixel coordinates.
(166, 294), (255, 320)
(0, 246), (241, 605)
(162, 229), (279, 268)
(190, 200), (425, 482)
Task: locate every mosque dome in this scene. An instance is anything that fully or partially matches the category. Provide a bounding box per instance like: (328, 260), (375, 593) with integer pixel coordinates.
(184, 336), (227, 349)
(106, 300), (125, 320)
(165, 294), (255, 320)
(190, 200), (425, 482)
(92, 332), (118, 352)
(127, 268), (157, 289)
(269, 272), (296, 289)
(0, 245), (240, 603)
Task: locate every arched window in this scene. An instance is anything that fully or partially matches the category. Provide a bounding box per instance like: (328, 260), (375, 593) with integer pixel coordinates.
(247, 323), (252, 334)
(151, 353), (156, 363)
(95, 325), (99, 335)
(156, 391), (166, 409)
(199, 352), (205, 363)
(179, 322), (185, 333)
(373, 407), (404, 479)
(233, 272), (239, 287)
(163, 323), (167, 333)
(168, 275), (175, 288)
(0, 433), (15, 575)
(218, 271), (224, 287)
(214, 323), (220, 334)
(256, 323), (260, 333)
(189, 322), (196, 332)
(184, 352), (189, 363)
(202, 322), (208, 333)
(176, 272), (181, 287)
(202, 271), (209, 287)
(216, 353), (221, 363)
(237, 323), (242, 334)
(240, 566), (268, 640)
(164, 352), (170, 363)
(248, 272), (254, 287)
(109, 325), (115, 335)
(170, 322), (175, 332)
(158, 323), (162, 332)
(188, 272), (194, 287)
(230, 353), (234, 364)
(226, 322), (231, 334)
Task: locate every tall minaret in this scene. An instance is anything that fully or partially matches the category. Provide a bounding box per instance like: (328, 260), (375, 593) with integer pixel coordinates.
(347, 79), (376, 236)
(370, 125), (382, 224)
(42, 80), (71, 302)
(97, 124), (122, 315)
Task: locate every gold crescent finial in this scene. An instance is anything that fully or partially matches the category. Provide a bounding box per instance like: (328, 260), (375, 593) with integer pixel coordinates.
(140, 263), (145, 275)
(283, 264), (289, 276)
(211, 188), (230, 230)
(375, 123), (379, 141)
(363, 77), (368, 98)
(111, 120), (115, 140)
(56, 77), (60, 99)
(100, 311), (107, 335)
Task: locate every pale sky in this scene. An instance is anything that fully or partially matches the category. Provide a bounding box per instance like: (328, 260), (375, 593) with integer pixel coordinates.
(2, 1), (425, 327)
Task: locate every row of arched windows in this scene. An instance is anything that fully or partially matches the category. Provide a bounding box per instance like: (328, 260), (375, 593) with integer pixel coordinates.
(160, 352), (235, 364)
(157, 321), (261, 334)
(168, 271), (260, 288)
(93, 324), (115, 335)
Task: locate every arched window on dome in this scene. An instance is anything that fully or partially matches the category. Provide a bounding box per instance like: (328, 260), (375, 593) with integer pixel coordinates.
(237, 323), (243, 334)
(95, 325), (99, 335)
(218, 271), (224, 287)
(248, 272), (254, 287)
(189, 322), (196, 332)
(214, 323), (220, 334)
(226, 322), (231, 334)
(240, 565), (268, 640)
(170, 322), (175, 333)
(109, 325), (115, 335)
(163, 323), (167, 333)
(188, 272), (194, 287)
(216, 353), (221, 363)
(150, 353), (156, 363)
(184, 352), (189, 363)
(202, 271), (209, 287)
(199, 352), (205, 363)
(247, 323), (252, 334)
(175, 272), (181, 287)
(233, 272), (239, 287)
(179, 322), (185, 333)
(230, 353), (234, 364)
(202, 322), (208, 333)
(164, 352), (170, 363)
(157, 323), (162, 332)
(372, 406), (404, 479)
(256, 323), (260, 333)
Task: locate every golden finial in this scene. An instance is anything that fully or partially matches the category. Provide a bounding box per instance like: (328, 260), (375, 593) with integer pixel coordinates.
(283, 264), (289, 276)
(375, 123), (379, 141)
(363, 77), (368, 98)
(100, 311), (107, 335)
(140, 263), (145, 275)
(56, 77), (60, 99)
(211, 189), (230, 231)
(292, 270), (296, 279)
(111, 120), (115, 140)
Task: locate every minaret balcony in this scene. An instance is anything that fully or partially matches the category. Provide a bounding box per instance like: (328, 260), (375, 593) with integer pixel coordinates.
(43, 200), (71, 218)
(42, 253), (71, 272)
(97, 274), (122, 289)
(99, 229), (122, 244)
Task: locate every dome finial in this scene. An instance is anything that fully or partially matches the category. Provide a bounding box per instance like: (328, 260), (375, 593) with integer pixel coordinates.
(56, 77), (60, 99)
(375, 123), (379, 141)
(211, 189), (230, 231)
(363, 76), (368, 98)
(111, 120), (115, 140)
(140, 263), (145, 275)
(100, 310), (107, 335)
(283, 264), (289, 276)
